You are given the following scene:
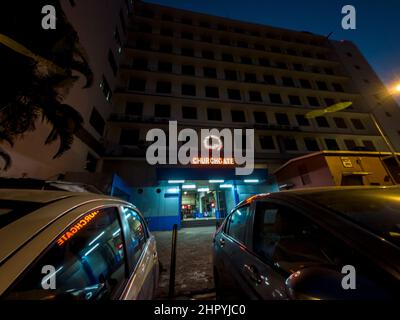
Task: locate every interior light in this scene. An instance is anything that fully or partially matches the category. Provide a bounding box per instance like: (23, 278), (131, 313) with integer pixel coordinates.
(182, 184), (196, 189)
(220, 184), (233, 188)
(209, 179), (224, 183)
(197, 187), (210, 192)
(168, 180), (185, 184)
(244, 179), (259, 183)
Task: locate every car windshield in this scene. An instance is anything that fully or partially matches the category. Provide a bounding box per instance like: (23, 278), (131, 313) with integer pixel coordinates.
(303, 188), (400, 248)
(0, 201), (44, 229)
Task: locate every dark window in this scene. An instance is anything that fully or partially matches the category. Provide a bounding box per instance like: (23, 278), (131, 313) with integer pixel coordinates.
(237, 40), (248, 48)
(293, 63), (304, 71)
(160, 28), (173, 36)
(224, 70), (237, 81)
(199, 21), (210, 28)
(5, 207), (126, 300)
(307, 96), (320, 107)
(205, 86), (219, 98)
(159, 43), (172, 53)
(231, 110), (246, 122)
(345, 139), (357, 150)
(203, 67), (217, 78)
(181, 65), (195, 75)
(300, 79), (312, 89)
(283, 137), (298, 150)
(271, 46), (281, 53)
(249, 91), (262, 102)
(334, 117), (347, 129)
(207, 108), (222, 121)
(289, 95), (302, 105)
(132, 58), (148, 70)
(296, 114), (310, 126)
(227, 89), (241, 100)
(120, 9), (126, 34)
(226, 206), (251, 244)
(259, 58), (270, 66)
(125, 102), (143, 116)
(259, 136), (275, 149)
(120, 129), (140, 145)
(253, 111), (268, 124)
(286, 48), (297, 56)
(363, 140), (376, 151)
(181, 32), (193, 40)
(158, 61), (172, 73)
(354, 65), (361, 70)
(156, 81), (172, 94)
(275, 61), (287, 69)
(202, 50), (214, 60)
(269, 93), (283, 104)
(182, 106), (197, 119)
(89, 108), (105, 135)
(275, 113), (290, 125)
(219, 38), (231, 46)
(137, 23), (152, 33)
(316, 116), (329, 127)
(85, 152), (98, 173)
(317, 53), (326, 60)
(324, 98), (336, 106)
(302, 51), (312, 58)
(201, 35), (212, 43)
(221, 53), (234, 62)
(325, 138), (339, 150)
(316, 81), (328, 91)
(312, 66), (321, 74)
(332, 83), (344, 92)
(218, 24), (228, 31)
(234, 27), (245, 34)
(181, 18), (192, 25)
(254, 43), (265, 51)
(128, 78), (146, 91)
(154, 104), (171, 118)
(240, 56), (252, 64)
(351, 118), (365, 130)
(108, 49), (118, 76)
(181, 48), (194, 56)
(324, 67), (334, 75)
(244, 73), (257, 83)
(304, 138), (320, 151)
(100, 76), (112, 102)
(282, 77), (295, 87)
(182, 84), (196, 96)
(161, 13), (173, 21)
(264, 75), (276, 85)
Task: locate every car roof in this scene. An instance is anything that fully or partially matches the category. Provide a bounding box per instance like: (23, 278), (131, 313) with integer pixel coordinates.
(0, 189), (132, 264)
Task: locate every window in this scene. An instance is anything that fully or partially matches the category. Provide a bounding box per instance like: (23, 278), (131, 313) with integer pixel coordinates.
(249, 91), (262, 102)
(100, 76), (112, 102)
(205, 86), (219, 98)
(240, 56), (252, 64)
(182, 84), (196, 96)
(269, 93), (282, 104)
(254, 111), (268, 124)
(275, 61), (287, 69)
(231, 110), (246, 122)
(307, 96), (320, 107)
(199, 21), (210, 28)
(137, 23), (152, 33)
(293, 63), (304, 71)
(324, 98), (335, 106)
(181, 65), (195, 75)
(226, 206), (251, 244)
(125, 102), (143, 116)
(237, 40), (248, 48)
(132, 58), (148, 70)
(316, 116), (329, 127)
(202, 50), (214, 60)
(324, 67), (334, 75)
(259, 136), (275, 149)
(182, 106), (197, 119)
(254, 43), (265, 51)
(108, 49), (118, 76)
(244, 73), (257, 83)
(128, 78), (146, 91)
(159, 43), (172, 53)
(219, 38), (231, 46)
(224, 70), (237, 81)
(161, 13), (173, 21)
(283, 137), (298, 151)
(207, 108), (222, 121)
(351, 119), (365, 130)
(289, 95), (302, 105)
(287, 48), (297, 56)
(181, 32), (193, 40)
(354, 65), (361, 70)
(275, 113), (290, 125)
(218, 24), (228, 31)
(201, 35), (213, 43)
(363, 140), (376, 151)
(5, 207), (126, 300)
(120, 129), (140, 145)
(299, 79), (312, 89)
(317, 53), (326, 60)
(154, 104), (171, 118)
(304, 138), (320, 151)
(302, 51), (312, 58)
(89, 108), (105, 135)
(332, 83), (344, 92)
(344, 139), (357, 150)
(120, 9), (126, 34)
(203, 67), (217, 78)
(325, 138), (339, 150)
(296, 114), (310, 126)
(316, 81), (328, 91)
(181, 18), (192, 25)
(181, 48), (194, 56)
(158, 61), (172, 73)
(334, 117), (348, 129)
(264, 75), (276, 85)
(271, 46), (281, 53)
(227, 89), (241, 100)
(85, 152), (98, 173)
(156, 81), (172, 94)
(221, 53), (234, 62)
(259, 58), (270, 66)
(282, 77), (295, 87)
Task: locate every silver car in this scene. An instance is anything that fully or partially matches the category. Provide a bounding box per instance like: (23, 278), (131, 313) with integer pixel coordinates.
(0, 189), (159, 300)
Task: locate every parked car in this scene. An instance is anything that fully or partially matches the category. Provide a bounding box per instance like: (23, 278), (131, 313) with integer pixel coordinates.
(213, 186), (400, 300)
(0, 189), (159, 300)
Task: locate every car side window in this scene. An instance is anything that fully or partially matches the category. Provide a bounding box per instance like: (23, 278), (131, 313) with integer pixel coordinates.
(226, 205), (251, 244)
(5, 207), (127, 300)
(122, 207), (148, 268)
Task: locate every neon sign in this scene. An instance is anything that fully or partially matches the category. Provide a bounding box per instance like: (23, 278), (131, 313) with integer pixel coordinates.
(56, 210), (99, 246)
(191, 157), (235, 165)
(203, 135), (223, 151)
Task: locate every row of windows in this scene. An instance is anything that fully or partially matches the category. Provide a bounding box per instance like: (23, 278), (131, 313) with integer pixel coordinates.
(118, 127), (376, 152)
(134, 7), (326, 48)
(127, 78), (348, 107)
(130, 58), (345, 93)
(132, 22), (329, 60)
(132, 40), (337, 76)
(123, 102), (366, 130)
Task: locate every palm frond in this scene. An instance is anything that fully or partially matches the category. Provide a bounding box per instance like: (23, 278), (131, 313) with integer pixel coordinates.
(0, 147), (11, 171)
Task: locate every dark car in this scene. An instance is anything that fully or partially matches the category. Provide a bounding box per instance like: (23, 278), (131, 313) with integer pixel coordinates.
(213, 186), (400, 300)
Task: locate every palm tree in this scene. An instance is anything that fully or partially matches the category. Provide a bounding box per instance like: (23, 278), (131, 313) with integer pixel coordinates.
(0, 0), (93, 170)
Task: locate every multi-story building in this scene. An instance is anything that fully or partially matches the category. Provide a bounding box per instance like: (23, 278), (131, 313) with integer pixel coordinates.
(101, 1), (400, 230)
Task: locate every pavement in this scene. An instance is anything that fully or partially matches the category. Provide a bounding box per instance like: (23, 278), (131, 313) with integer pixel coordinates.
(153, 226), (216, 299)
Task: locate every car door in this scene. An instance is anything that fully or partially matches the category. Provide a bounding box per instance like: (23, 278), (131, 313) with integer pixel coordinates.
(119, 206), (158, 300)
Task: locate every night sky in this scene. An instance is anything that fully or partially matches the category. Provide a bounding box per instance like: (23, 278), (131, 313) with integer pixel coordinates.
(148, 0), (400, 91)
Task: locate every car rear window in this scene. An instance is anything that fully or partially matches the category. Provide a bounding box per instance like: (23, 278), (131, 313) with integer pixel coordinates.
(302, 188), (400, 248)
(0, 201), (45, 229)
